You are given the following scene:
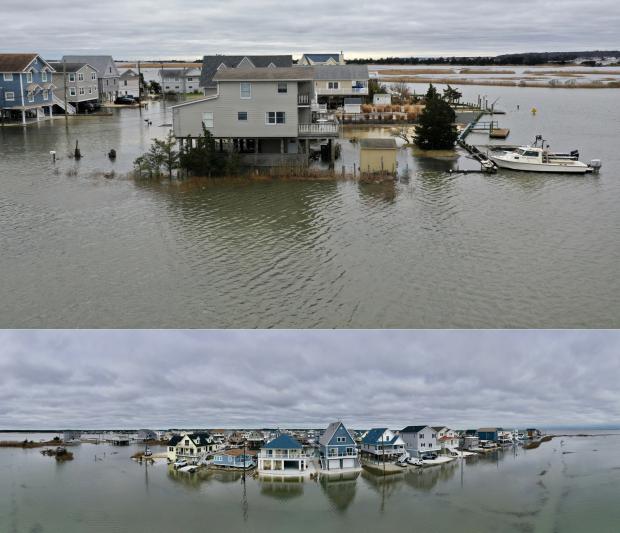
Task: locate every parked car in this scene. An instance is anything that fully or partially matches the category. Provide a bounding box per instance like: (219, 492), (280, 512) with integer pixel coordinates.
(82, 101), (100, 112)
(114, 96), (136, 105)
(421, 452), (438, 460)
(173, 459), (188, 469)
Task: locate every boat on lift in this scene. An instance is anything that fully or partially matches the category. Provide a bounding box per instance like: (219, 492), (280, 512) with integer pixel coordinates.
(489, 136), (601, 174)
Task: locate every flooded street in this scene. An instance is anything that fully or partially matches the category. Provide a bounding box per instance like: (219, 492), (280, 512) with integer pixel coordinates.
(1, 87), (619, 328)
(1, 432), (619, 533)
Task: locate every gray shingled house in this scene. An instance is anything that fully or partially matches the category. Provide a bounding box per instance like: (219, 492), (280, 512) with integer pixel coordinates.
(62, 55), (119, 102)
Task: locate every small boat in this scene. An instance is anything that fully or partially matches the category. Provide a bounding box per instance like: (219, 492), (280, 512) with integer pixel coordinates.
(143, 447), (152, 457)
(489, 145), (596, 173)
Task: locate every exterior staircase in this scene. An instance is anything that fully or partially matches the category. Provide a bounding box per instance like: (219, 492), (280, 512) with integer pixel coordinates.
(52, 94), (76, 114)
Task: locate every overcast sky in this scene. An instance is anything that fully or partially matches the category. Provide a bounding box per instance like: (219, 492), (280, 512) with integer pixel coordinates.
(3, 0), (619, 59)
(1, 330), (618, 430)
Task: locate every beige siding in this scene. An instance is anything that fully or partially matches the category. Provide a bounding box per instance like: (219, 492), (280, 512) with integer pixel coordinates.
(173, 80), (299, 138)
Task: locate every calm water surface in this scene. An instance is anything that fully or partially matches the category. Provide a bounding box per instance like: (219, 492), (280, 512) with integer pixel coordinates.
(1, 432), (619, 533)
(1, 88), (619, 328)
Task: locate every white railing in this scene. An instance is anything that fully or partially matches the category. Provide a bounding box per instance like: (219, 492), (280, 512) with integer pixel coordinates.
(259, 451), (309, 459)
(298, 94), (310, 105)
(311, 102), (328, 113)
(316, 86), (368, 95)
(298, 122), (339, 136)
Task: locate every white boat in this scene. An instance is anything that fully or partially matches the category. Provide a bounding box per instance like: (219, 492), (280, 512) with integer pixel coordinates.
(489, 146), (594, 174)
(64, 438), (81, 446)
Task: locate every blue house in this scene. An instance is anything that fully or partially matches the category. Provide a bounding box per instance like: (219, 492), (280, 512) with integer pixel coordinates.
(319, 421), (360, 472)
(258, 433), (310, 474)
(211, 450), (256, 469)
(477, 427), (502, 442)
(0, 53), (56, 124)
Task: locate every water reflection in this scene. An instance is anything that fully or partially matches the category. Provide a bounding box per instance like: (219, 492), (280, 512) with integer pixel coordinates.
(403, 462), (460, 492)
(259, 476), (305, 501)
(319, 471), (360, 513)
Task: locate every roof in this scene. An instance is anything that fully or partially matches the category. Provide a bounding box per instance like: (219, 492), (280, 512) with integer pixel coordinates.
(302, 53), (341, 63)
(401, 425), (430, 434)
(167, 435), (182, 446)
(120, 69), (139, 79)
(360, 138), (397, 150)
(48, 61), (93, 73)
(214, 66), (314, 82)
(478, 428), (501, 433)
(313, 64), (369, 80)
(62, 55), (117, 76)
(263, 434), (302, 449)
(344, 97), (362, 105)
(362, 428), (388, 445)
(319, 421), (354, 446)
(432, 426), (446, 432)
(200, 55), (293, 88)
(0, 53), (38, 72)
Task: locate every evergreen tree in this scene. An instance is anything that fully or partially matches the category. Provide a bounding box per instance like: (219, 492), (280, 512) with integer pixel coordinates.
(415, 96), (458, 150)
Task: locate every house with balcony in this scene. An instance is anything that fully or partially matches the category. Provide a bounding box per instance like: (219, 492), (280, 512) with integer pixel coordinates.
(313, 65), (369, 109)
(477, 427), (502, 443)
(62, 55), (119, 102)
(258, 434), (310, 475)
(299, 53), (345, 66)
(433, 427), (460, 454)
(0, 53), (56, 124)
(360, 428), (406, 459)
(160, 67), (202, 94)
(172, 66), (340, 169)
(318, 421), (360, 472)
(48, 61), (98, 113)
(166, 432), (217, 464)
(199, 54), (293, 96)
(400, 425), (441, 457)
(211, 449), (256, 469)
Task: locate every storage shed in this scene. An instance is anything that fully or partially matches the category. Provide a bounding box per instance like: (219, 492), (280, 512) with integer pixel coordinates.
(373, 93), (391, 105)
(344, 97), (362, 114)
(359, 138), (398, 174)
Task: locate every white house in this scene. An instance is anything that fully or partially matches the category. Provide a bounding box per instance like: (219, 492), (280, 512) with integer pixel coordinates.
(166, 432), (217, 464)
(433, 427), (460, 453)
(360, 428), (406, 458)
(258, 433), (310, 475)
(400, 425), (441, 457)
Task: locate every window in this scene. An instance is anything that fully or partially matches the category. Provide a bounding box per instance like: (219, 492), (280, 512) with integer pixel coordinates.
(123, 80), (127, 86)
(240, 82), (251, 99)
(43, 90), (48, 100)
(69, 87), (76, 96)
(202, 112), (214, 128)
(266, 111), (285, 124)
(26, 71), (32, 83)
(346, 447), (354, 455)
(3, 73), (13, 81)
(78, 73), (84, 81)
(79, 87), (85, 95)
(187, 77), (193, 82)
(5, 91), (15, 101)
(277, 82), (287, 94)
(337, 437), (346, 443)
(328, 81), (339, 89)
(28, 92), (34, 102)
(91, 72), (96, 80)
(420, 434), (425, 439)
(41, 70), (48, 82)
(69, 73), (75, 82)
(237, 111), (247, 121)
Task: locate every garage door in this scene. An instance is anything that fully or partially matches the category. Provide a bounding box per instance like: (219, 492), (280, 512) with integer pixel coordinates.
(328, 459), (340, 470)
(342, 458), (354, 468)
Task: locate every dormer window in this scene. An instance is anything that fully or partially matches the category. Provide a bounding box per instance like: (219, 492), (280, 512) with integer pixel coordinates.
(26, 71), (33, 83)
(41, 70), (48, 82)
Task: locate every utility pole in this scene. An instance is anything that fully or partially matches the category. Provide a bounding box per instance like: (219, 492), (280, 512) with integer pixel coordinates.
(63, 59), (68, 121)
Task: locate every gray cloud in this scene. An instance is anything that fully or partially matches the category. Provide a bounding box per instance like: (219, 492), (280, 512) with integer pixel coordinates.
(0, 330), (619, 429)
(1, 1), (619, 58)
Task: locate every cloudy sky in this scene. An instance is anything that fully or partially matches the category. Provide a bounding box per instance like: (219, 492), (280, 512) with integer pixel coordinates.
(4, 0), (620, 59)
(0, 330), (618, 430)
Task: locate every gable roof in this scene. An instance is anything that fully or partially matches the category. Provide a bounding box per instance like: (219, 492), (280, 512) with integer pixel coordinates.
(263, 434), (302, 449)
(48, 61), (94, 73)
(361, 428), (388, 445)
(401, 425), (430, 434)
(0, 53), (39, 72)
(214, 66), (314, 82)
(302, 53), (341, 63)
(200, 55), (293, 88)
(119, 69), (139, 79)
(167, 435), (182, 446)
(62, 55), (118, 77)
(319, 421), (354, 446)
(313, 64), (369, 81)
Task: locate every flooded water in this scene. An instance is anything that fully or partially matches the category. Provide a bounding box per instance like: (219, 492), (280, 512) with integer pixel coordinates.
(1, 89), (619, 328)
(1, 432), (619, 533)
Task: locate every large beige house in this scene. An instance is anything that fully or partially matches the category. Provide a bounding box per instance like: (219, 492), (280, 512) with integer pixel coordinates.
(166, 432), (218, 464)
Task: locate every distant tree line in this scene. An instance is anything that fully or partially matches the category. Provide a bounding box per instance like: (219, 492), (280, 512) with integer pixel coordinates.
(348, 51), (620, 66)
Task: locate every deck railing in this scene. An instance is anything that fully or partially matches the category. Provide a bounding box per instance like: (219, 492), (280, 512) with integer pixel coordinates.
(298, 122), (339, 136)
(298, 94), (310, 105)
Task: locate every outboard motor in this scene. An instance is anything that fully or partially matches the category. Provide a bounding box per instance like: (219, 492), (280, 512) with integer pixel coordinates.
(589, 159), (602, 174)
